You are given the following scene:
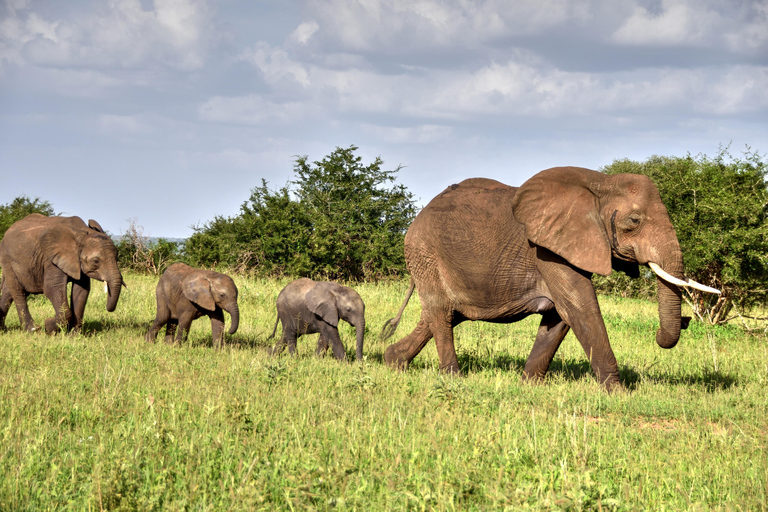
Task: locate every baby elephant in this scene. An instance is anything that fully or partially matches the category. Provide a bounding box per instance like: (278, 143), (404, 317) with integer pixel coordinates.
(268, 278), (365, 361)
(146, 263), (240, 347)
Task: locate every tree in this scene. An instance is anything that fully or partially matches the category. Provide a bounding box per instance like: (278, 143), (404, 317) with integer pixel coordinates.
(598, 147), (768, 325)
(0, 195), (55, 241)
(185, 145), (418, 280)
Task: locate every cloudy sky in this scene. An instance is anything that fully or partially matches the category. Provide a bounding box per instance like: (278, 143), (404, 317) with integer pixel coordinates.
(1, 0), (766, 238)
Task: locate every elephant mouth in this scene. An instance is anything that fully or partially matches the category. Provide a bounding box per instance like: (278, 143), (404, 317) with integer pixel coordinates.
(648, 262), (721, 295)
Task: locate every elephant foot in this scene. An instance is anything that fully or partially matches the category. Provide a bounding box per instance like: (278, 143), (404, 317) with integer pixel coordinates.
(439, 363), (462, 376)
(601, 377), (625, 394)
(384, 345), (410, 371)
(520, 372), (546, 386)
(45, 317), (64, 335)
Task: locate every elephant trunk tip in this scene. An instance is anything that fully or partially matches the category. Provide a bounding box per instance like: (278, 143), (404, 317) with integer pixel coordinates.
(655, 327), (680, 349)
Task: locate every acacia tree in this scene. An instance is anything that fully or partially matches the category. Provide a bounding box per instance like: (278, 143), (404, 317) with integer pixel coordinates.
(598, 147), (768, 325)
(185, 145), (417, 280)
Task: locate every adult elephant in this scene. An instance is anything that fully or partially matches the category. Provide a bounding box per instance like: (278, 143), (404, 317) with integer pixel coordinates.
(268, 278), (365, 361)
(0, 214), (124, 334)
(145, 263), (239, 347)
(382, 167), (719, 390)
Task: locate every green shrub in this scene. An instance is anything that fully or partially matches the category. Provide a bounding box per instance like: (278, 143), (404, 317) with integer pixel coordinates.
(185, 145), (417, 280)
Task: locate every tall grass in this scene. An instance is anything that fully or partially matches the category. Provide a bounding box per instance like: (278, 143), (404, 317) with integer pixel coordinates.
(0, 273), (766, 510)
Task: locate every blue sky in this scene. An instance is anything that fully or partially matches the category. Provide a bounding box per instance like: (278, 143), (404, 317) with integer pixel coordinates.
(1, 0), (766, 238)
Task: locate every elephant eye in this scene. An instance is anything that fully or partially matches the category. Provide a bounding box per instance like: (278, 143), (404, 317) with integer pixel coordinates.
(626, 215), (642, 228)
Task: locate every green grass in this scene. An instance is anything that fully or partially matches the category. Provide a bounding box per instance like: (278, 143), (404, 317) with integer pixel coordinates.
(1, 273), (766, 510)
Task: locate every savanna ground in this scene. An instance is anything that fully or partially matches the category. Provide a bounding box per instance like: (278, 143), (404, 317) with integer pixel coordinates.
(0, 273), (766, 511)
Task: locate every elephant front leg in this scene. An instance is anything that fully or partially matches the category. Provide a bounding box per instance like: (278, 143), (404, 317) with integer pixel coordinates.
(69, 278), (91, 333)
(175, 311), (197, 346)
(522, 310), (571, 383)
(43, 269), (72, 334)
(209, 309), (226, 349)
(316, 335), (330, 357)
(319, 323), (346, 361)
(537, 248), (621, 391)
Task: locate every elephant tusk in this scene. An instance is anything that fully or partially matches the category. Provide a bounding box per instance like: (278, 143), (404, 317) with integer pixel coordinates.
(648, 262), (721, 295)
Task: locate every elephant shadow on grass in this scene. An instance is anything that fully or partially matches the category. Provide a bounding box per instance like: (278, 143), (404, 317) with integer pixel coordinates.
(642, 369), (738, 392)
(454, 351), (735, 392)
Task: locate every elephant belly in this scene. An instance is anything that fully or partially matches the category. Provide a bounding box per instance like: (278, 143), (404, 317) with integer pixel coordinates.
(9, 261), (45, 294)
(455, 294), (555, 323)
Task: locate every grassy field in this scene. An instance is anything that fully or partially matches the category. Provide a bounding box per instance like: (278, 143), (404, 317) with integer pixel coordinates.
(0, 272), (766, 510)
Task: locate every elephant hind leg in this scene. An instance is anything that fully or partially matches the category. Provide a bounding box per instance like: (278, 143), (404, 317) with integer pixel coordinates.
(146, 302), (171, 343)
(430, 316), (461, 375)
(0, 288), (12, 330)
(522, 310), (571, 383)
(384, 318), (433, 370)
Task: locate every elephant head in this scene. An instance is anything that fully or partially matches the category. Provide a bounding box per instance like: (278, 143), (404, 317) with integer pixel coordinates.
(306, 282), (365, 361)
(182, 272), (240, 334)
(41, 218), (124, 312)
(512, 166), (718, 349)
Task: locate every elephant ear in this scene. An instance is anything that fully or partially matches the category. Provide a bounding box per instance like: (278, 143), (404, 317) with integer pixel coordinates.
(306, 283), (339, 327)
(182, 274), (216, 310)
(40, 228), (81, 280)
(88, 219), (105, 233)
(511, 167), (613, 276)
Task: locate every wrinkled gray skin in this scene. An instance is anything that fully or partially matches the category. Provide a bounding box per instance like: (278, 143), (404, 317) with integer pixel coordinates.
(268, 278), (365, 361)
(145, 263), (239, 348)
(383, 167), (692, 391)
(0, 214), (124, 334)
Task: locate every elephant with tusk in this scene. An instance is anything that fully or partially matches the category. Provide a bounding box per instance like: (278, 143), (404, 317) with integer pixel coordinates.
(0, 214), (125, 334)
(381, 167), (719, 391)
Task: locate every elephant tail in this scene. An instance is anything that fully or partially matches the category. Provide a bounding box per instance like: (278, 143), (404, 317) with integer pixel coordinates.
(267, 315), (280, 340)
(380, 279), (416, 341)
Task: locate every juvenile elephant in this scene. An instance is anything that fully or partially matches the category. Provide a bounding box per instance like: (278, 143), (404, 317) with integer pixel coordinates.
(268, 278), (365, 361)
(0, 214), (124, 334)
(382, 167), (720, 390)
(145, 263), (239, 347)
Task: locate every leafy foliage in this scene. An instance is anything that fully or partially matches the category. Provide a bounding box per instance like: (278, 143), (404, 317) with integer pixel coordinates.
(0, 195), (55, 241)
(185, 146), (417, 280)
(596, 147), (768, 325)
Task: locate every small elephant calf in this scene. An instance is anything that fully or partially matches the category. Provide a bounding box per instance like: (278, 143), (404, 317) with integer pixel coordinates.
(146, 263), (240, 347)
(268, 278), (365, 361)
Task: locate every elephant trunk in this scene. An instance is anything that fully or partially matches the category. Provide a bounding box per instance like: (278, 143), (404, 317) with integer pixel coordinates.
(653, 245), (685, 349)
(227, 301), (240, 335)
(355, 320), (365, 362)
(105, 271), (123, 312)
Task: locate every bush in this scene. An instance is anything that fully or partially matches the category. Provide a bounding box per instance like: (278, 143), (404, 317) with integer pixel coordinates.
(597, 146), (768, 325)
(185, 145), (418, 281)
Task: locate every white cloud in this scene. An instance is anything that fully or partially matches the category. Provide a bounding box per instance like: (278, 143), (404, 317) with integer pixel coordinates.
(2, 0), (216, 72)
(238, 42), (311, 87)
(198, 94), (313, 125)
(290, 21), (319, 45)
(611, 0), (768, 55)
(361, 123), (453, 144)
(612, 0), (722, 46)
